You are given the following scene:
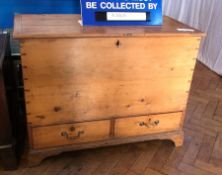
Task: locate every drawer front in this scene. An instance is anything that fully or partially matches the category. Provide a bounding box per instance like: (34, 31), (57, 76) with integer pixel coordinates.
(32, 120), (110, 149)
(115, 112), (182, 138)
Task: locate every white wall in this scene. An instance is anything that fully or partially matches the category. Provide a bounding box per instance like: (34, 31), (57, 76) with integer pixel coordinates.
(163, 0), (222, 76)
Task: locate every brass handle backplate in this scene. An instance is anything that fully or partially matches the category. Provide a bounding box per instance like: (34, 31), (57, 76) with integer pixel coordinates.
(137, 118), (160, 128)
(61, 126), (84, 140)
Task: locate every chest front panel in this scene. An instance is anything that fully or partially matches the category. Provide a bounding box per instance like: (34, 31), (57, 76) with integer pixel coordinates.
(21, 37), (199, 127)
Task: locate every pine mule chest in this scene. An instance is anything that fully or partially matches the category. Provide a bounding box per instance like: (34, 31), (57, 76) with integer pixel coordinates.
(13, 14), (204, 166)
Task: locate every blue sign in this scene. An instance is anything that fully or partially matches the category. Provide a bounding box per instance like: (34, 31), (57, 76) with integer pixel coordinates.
(80, 0), (162, 26)
(0, 0), (80, 28)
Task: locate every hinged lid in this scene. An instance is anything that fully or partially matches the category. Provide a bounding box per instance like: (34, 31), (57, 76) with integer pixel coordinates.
(13, 14), (204, 39)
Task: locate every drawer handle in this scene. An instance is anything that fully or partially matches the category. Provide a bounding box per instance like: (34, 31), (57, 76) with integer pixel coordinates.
(137, 119), (160, 128)
(61, 130), (84, 140)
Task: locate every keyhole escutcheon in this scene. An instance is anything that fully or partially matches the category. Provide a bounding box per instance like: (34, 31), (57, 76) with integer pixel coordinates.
(116, 40), (121, 47)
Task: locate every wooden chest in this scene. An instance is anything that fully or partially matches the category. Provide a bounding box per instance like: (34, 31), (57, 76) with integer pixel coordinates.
(13, 14), (204, 166)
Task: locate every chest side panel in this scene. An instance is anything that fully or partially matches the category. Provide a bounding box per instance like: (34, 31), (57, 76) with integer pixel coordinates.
(20, 37), (200, 126)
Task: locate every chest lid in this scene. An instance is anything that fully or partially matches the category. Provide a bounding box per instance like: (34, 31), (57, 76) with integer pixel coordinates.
(13, 14), (204, 39)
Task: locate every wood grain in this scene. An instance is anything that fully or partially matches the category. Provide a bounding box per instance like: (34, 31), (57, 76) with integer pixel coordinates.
(21, 37), (199, 126)
(115, 112), (182, 138)
(2, 62), (222, 175)
(32, 120), (110, 149)
(12, 14), (204, 167)
(13, 15), (204, 39)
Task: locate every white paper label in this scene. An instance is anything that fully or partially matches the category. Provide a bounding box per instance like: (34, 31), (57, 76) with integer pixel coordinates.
(107, 12), (147, 21)
(177, 28), (195, 32)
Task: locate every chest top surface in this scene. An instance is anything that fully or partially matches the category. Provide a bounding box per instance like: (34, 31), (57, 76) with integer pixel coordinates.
(13, 14), (204, 39)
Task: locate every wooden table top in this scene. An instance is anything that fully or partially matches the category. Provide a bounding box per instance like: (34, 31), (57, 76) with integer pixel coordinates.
(13, 14), (204, 39)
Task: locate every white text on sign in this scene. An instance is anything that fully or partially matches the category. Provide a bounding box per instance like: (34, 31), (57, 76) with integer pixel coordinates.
(85, 2), (158, 10)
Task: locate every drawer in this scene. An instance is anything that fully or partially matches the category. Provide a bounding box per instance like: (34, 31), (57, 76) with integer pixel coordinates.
(32, 120), (110, 149)
(115, 112), (182, 138)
